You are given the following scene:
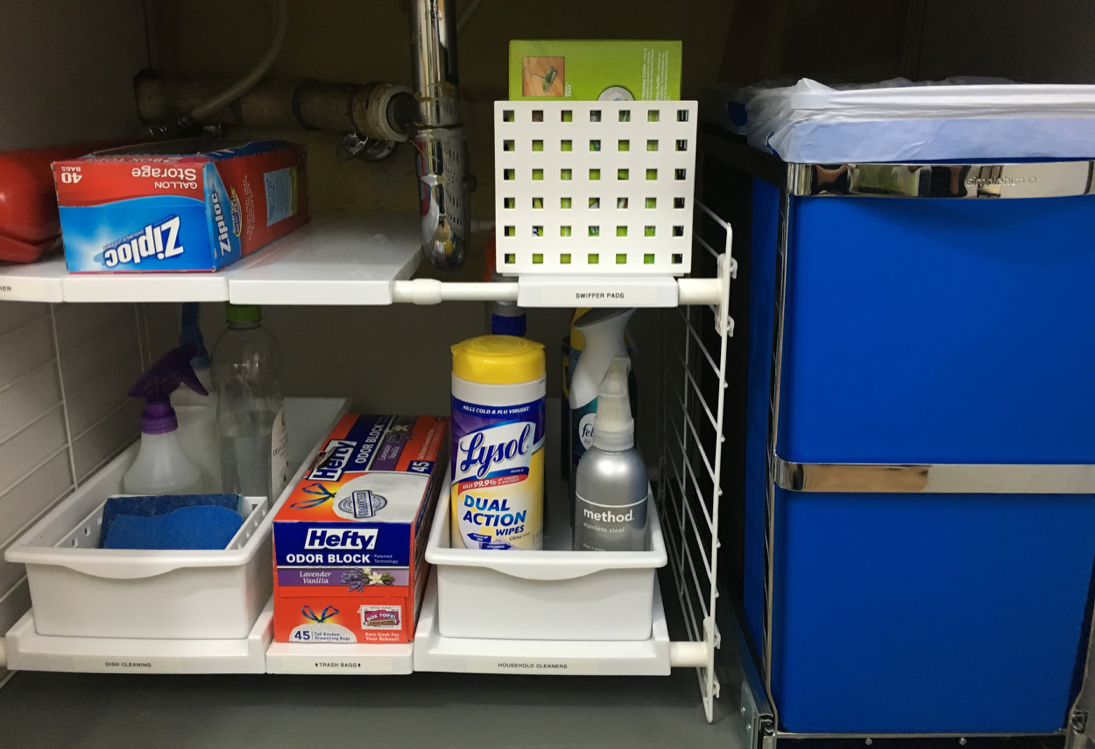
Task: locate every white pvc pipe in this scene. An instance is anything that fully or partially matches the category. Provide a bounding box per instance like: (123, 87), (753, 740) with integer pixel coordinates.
(390, 279), (518, 305)
(456, 0), (486, 33)
(392, 277), (722, 307)
(668, 640), (708, 668)
(677, 278), (723, 306)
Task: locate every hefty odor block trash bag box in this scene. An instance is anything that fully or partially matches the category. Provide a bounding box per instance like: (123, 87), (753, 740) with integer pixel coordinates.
(273, 415), (448, 644)
(54, 140), (308, 272)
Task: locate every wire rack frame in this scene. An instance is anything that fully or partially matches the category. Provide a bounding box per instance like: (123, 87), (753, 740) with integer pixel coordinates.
(656, 201), (734, 722)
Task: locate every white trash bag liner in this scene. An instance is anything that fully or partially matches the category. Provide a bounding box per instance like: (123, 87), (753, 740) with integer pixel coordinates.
(746, 78), (1095, 164)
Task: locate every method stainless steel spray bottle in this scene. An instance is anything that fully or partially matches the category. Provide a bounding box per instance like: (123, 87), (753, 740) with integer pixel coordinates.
(573, 355), (648, 551)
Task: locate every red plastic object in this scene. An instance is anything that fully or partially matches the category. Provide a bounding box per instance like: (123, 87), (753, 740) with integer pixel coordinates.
(483, 228), (496, 281)
(0, 141), (133, 263)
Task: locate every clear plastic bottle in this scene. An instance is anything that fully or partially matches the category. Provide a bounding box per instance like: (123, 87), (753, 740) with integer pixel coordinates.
(212, 304), (289, 503)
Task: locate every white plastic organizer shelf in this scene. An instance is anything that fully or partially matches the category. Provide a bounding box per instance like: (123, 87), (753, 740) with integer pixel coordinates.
(1, 396), (349, 675)
(0, 211), (731, 310)
(6, 600), (273, 674)
(265, 639), (413, 675)
(413, 570), (675, 676)
(0, 212), (422, 305)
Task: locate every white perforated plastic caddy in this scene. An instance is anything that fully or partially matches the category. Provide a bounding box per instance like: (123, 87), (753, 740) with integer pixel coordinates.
(495, 101), (698, 276)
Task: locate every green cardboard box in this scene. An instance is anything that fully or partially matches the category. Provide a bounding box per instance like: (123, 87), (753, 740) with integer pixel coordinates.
(509, 40), (682, 101)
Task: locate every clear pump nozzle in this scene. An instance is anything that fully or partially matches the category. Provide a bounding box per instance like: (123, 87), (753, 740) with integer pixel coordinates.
(591, 355), (634, 451)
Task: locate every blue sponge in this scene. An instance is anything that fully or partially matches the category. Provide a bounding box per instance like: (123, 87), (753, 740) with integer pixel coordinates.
(102, 506), (245, 550)
(100, 494), (245, 551)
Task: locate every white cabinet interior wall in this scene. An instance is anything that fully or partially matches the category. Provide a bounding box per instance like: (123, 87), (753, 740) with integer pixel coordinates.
(0, 301), (155, 683)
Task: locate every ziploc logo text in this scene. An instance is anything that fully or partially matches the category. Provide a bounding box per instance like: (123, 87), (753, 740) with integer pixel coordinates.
(102, 216), (183, 268)
(455, 422), (534, 482)
(305, 528), (378, 550)
(211, 190), (232, 257)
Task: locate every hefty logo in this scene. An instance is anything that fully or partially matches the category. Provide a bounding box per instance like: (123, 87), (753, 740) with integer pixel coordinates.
(304, 528), (378, 550)
(455, 422), (534, 482)
(102, 216), (184, 268)
(309, 440), (356, 482)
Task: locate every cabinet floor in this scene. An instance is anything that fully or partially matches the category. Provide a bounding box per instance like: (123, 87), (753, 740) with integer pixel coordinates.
(0, 666), (735, 749)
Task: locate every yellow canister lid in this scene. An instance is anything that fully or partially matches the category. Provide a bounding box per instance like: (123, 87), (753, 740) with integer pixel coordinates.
(452, 335), (546, 385)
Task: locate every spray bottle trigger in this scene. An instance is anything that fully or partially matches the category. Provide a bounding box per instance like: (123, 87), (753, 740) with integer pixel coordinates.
(177, 363), (209, 397)
(129, 343), (208, 401)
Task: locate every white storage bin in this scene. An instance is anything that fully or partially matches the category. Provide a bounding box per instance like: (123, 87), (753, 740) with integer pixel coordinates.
(5, 449), (272, 640)
(5, 396), (350, 641)
(426, 477), (667, 641)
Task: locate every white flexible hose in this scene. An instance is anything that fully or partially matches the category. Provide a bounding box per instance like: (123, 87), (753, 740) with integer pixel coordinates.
(456, 0), (485, 34)
(188, 0), (289, 121)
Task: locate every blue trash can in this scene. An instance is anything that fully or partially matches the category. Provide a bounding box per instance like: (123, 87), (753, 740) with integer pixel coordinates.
(712, 150), (1095, 736)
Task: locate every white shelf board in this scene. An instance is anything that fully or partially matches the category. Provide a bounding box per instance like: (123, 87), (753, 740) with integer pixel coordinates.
(0, 213), (421, 305)
(413, 570), (671, 676)
(265, 640), (413, 675)
(227, 212), (421, 306)
(62, 266), (230, 304)
(5, 600), (272, 674)
(0, 252), (65, 302)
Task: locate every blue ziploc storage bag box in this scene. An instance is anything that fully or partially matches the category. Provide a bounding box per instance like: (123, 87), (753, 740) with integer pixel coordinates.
(54, 140), (309, 272)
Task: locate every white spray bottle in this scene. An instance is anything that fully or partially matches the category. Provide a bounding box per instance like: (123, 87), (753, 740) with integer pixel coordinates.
(123, 344), (207, 496)
(568, 307), (635, 519)
(171, 302), (221, 491)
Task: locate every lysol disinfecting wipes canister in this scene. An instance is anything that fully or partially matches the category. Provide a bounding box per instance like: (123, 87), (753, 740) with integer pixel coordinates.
(450, 335), (546, 550)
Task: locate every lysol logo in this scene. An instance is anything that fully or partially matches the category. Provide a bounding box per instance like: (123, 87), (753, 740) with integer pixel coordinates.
(456, 422), (533, 481)
(102, 216), (184, 268)
(304, 528), (377, 550)
(309, 440), (356, 481)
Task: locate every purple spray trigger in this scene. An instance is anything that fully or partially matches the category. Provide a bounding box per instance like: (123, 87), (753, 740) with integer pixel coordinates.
(129, 343), (209, 435)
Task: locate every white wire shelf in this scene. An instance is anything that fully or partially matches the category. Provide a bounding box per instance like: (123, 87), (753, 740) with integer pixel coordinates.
(654, 200), (735, 722)
(0, 212), (729, 309)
